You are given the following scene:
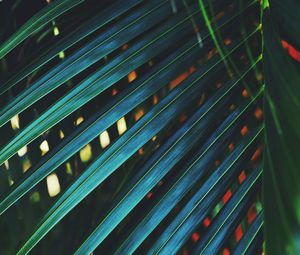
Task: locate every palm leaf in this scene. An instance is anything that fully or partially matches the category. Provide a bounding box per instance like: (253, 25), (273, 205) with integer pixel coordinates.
(1, 0), (290, 254)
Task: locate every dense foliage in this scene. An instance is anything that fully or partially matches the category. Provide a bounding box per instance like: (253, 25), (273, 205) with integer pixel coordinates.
(0, 0), (299, 254)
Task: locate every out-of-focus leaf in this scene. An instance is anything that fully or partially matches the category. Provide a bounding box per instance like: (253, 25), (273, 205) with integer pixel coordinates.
(263, 1), (300, 254)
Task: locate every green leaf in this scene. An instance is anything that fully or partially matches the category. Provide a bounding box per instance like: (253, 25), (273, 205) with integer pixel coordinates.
(263, 1), (300, 254)
(232, 211), (263, 255)
(94, 89), (263, 255)
(0, 0), (145, 95)
(0, 4), (260, 218)
(0, 0), (84, 59)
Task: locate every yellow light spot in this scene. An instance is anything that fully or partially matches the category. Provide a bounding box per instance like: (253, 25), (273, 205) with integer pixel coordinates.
(8, 176), (14, 186)
(47, 173), (61, 197)
(135, 108), (144, 121)
(66, 162), (72, 175)
(152, 136), (157, 141)
(59, 130), (64, 139)
(40, 140), (49, 155)
(100, 131), (110, 148)
(117, 117), (127, 135)
(59, 51), (65, 59)
(22, 159), (31, 173)
(75, 116), (84, 125)
(128, 71), (137, 82)
(80, 144), (92, 162)
(10, 115), (20, 130)
(18, 146), (27, 157)
(53, 27), (60, 36)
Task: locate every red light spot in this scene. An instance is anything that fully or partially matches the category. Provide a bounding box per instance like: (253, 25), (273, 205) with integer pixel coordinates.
(254, 107), (263, 119)
(223, 248), (230, 255)
(112, 89), (118, 96)
(191, 232), (200, 242)
(203, 217), (211, 227)
(138, 148), (144, 155)
(238, 170), (246, 184)
(247, 204), (257, 224)
(169, 67), (195, 89)
(147, 192), (153, 199)
(240, 126), (248, 136)
(207, 49), (217, 60)
(235, 224), (243, 242)
(228, 143), (234, 151)
(242, 89), (249, 97)
(223, 189), (232, 204)
(251, 147), (263, 162)
(281, 39), (300, 62)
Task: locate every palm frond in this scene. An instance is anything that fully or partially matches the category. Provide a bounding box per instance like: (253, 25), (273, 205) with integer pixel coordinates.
(0, 0), (269, 254)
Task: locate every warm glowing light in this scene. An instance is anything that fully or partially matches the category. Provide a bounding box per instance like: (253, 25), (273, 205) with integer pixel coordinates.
(242, 89), (249, 97)
(59, 130), (65, 139)
(40, 140), (50, 155)
(80, 144), (92, 162)
(4, 160), (9, 170)
(47, 173), (61, 197)
(135, 109), (144, 121)
(153, 95), (158, 105)
(18, 146), (27, 157)
(112, 89), (118, 96)
(10, 115), (20, 129)
(138, 148), (144, 155)
(255, 107), (263, 119)
(240, 126), (248, 136)
(75, 116), (84, 125)
(100, 131), (110, 148)
(117, 117), (127, 135)
(128, 71), (137, 82)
